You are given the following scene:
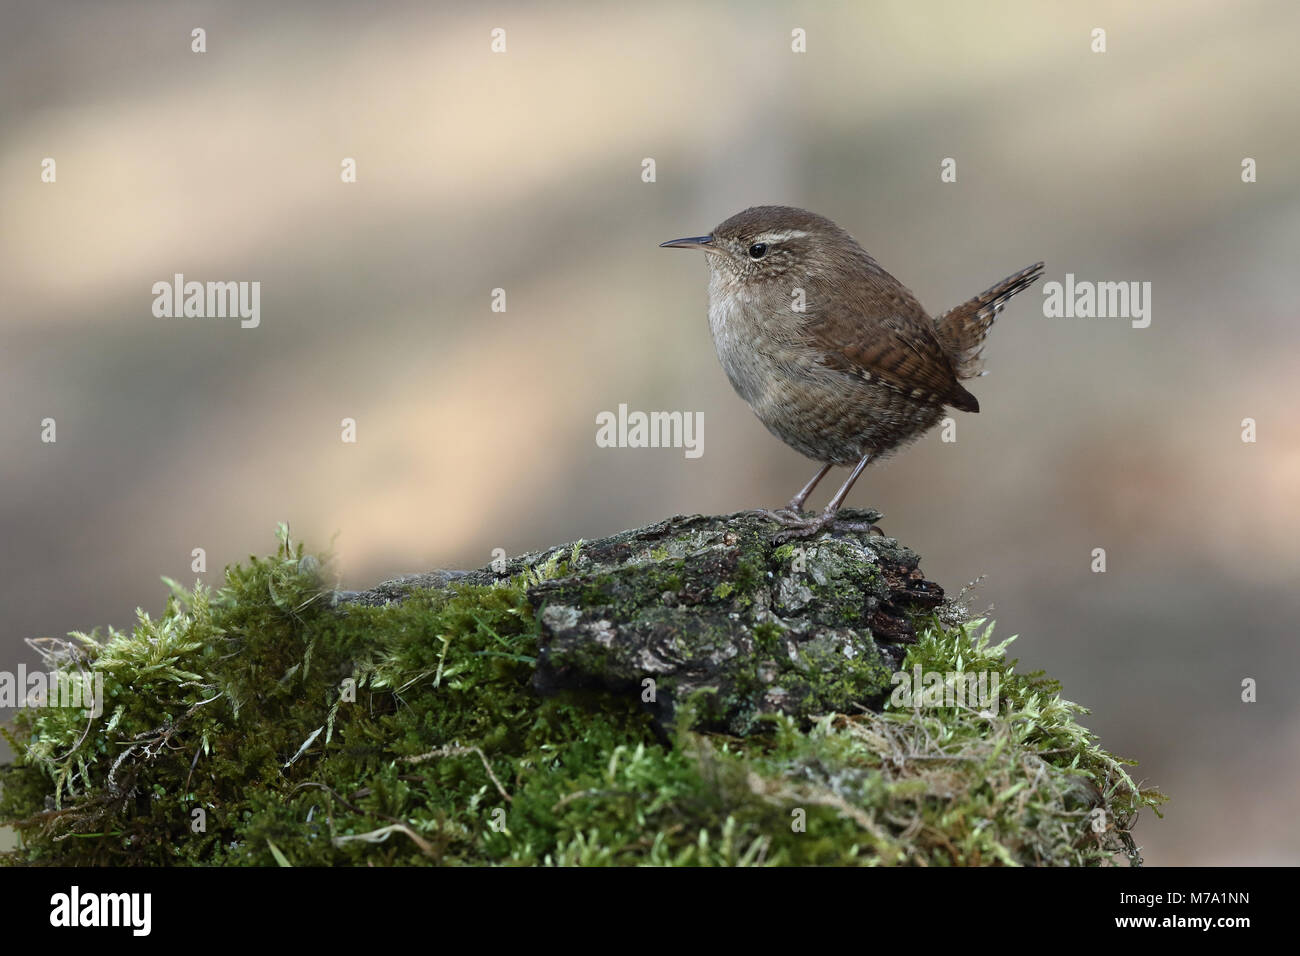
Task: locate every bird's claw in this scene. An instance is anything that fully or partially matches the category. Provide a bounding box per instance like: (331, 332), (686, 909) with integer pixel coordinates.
(768, 511), (838, 543)
(832, 519), (886, 537)
(745, 507), (807, 525)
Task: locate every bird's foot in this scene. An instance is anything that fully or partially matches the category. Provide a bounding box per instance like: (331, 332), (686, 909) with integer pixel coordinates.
(768, 511), (836, 543)
(832, 517), (886, 536)
(744, 493), (822, 524)
(745, 506), (808, 525)
(754, 507), (886, 544)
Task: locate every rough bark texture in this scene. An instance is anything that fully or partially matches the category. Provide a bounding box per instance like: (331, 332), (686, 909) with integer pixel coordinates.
(342, 510), (945, 736)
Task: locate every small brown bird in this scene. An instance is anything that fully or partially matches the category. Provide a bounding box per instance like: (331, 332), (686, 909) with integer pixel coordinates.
(661, 205), (1043, 538)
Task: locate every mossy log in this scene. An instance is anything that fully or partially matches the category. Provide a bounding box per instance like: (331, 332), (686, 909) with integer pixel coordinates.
(0, 516), (1164, 866)
(348, 510), (938, 737)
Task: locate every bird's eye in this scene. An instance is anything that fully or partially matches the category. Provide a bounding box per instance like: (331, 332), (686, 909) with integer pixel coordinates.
(748, 243), (768, 259)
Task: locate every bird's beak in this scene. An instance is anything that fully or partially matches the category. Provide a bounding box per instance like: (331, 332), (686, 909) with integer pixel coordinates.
(659, 235), (714, 250)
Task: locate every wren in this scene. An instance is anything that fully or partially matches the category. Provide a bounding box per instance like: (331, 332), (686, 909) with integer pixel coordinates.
(661, 205), (1043, 539)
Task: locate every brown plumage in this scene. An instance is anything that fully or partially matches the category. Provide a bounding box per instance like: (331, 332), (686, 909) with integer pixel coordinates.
(661, 205), (1043, 537)
(935, 261), (1046, 393)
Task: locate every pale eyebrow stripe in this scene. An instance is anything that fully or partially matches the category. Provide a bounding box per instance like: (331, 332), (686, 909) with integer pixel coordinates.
(754, 229), (809, 243)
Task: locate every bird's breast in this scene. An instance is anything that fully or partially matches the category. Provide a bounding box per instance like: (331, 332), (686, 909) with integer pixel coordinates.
(706, 282), (783, 407)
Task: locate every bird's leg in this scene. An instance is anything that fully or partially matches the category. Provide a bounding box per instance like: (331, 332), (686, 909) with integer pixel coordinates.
(821, 454), (883, 533)
(747, 463), (832, 524)
(770, 454), (881, 542)
(787, 463), (833, 513)
(755, 462), (830, 519)
(823, 454), (870, 516)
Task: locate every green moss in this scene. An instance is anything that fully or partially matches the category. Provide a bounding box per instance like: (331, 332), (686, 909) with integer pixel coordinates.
(751, 621), (785, 655)
(771, 544), (799, 564)
(0, 527), (1163, 866)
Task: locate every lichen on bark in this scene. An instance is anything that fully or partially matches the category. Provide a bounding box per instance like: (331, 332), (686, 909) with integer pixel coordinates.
(518, 511), (938, 737)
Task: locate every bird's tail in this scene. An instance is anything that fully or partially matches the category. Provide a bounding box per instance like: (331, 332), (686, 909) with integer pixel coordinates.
(935, 261), (1045, 380)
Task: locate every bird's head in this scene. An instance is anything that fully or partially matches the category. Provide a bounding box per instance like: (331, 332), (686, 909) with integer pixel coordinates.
(660, 205), (860, 285)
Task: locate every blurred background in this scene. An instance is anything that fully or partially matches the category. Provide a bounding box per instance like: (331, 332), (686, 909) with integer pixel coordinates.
(2, 0), (1297, 864)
